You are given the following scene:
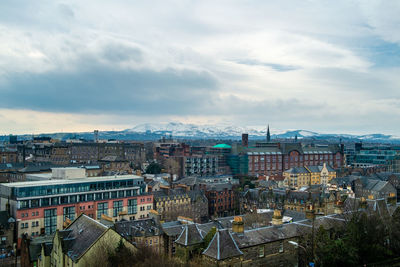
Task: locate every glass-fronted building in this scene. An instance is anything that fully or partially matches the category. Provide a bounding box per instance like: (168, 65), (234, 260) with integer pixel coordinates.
(0, 175), (153, 243)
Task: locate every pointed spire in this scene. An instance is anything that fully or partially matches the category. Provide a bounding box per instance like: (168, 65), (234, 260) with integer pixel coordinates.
(266, 124), (271, 142)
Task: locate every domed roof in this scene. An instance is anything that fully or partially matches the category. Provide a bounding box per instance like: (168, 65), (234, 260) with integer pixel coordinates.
(213, 144), (232, 149)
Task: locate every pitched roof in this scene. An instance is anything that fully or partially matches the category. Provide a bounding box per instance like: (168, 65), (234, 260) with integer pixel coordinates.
(28, 234), (55, 262)
(232, 223), (301, 248)
(115, 218), (163, 239)
(203, 229), (243, 260)
(99, 155), (127, 162)
(285, 167), (309, 174)
(175, 224), (204, 246)
(0, 211), (11, 228)
(60, 214), (108, 262)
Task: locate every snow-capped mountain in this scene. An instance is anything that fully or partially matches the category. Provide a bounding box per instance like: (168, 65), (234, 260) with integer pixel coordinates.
(126, 122), (400, 142)
(127, 122), (269, 138)
(7, 122), (399, 143)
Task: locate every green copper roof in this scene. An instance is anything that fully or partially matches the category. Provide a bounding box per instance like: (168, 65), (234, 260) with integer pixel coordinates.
(213, 144), (232, 149)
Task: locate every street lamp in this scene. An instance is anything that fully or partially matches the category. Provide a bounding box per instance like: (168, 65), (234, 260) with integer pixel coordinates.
(288, 241), (306, 251)
(288, 241), (314, 267)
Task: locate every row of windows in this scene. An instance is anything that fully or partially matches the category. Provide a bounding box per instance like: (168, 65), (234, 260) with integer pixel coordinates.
(18, 189), (145, 209)
(21, 211), (39, 218)
(15, 179), (144, 198)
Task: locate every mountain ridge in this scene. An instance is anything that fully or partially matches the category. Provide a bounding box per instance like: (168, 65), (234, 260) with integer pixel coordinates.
(2, 122), (399, 143)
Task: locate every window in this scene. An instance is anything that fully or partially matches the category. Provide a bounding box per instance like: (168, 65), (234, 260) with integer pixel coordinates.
(279, 241), (284, 253)
(97, 202), (109, 219)
(44, 208), (57, 235)
(128, 199), (137, 215)
(63, 206), (75, 221)
(51, 197), (59, 205)
(259, 246), (265, 258)
(31, 199), (39, 208)
(41, 198), (49, 207)
(113, 200), (123, 217)
(60, 196), (69, 204)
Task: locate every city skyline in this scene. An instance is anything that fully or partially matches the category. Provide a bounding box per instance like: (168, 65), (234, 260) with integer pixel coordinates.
(1, 1), (400, 135)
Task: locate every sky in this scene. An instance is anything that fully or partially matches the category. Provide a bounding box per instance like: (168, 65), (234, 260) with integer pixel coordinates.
(1, 0), (400, 135)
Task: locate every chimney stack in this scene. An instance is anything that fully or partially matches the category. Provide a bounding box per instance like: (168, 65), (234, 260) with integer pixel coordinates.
(242, 133), (248, 147)
(272, 209), (283, 226)
(232, 216), (244, 233)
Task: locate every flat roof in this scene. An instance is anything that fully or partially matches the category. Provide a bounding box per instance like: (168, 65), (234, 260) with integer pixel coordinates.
(1, 175), (143, 188)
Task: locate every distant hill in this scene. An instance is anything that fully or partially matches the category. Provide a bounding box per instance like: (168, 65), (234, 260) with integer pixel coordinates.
(2, 122), (400, 143)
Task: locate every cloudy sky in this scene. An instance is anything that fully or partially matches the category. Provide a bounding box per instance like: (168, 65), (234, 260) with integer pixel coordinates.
(1, 0), (399, 135)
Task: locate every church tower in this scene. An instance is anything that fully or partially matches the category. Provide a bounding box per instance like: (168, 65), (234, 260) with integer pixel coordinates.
(266, 124), (271, 142)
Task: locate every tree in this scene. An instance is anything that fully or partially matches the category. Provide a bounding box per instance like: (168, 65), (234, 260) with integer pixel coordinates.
(305, 209), (398, 267)
(146, 162), (162, 174)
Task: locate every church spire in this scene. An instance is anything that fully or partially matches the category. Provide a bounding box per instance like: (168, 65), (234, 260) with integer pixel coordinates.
(267, 124), (271, 142)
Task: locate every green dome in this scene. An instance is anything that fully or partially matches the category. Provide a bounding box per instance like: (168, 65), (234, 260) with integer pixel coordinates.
(213, 144), (232, 149)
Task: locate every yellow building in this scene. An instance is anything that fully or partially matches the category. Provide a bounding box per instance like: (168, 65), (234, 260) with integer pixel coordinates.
(284, 164), (336, 189)
(305, 163), (336, 185)
(43, 214), (136, 267)
(283, 167), (310, 188)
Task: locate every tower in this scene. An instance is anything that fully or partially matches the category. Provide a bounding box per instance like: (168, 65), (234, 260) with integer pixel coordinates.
(266, 125), (271, 142)
(94, 130), (99, 143)
(242, 133), (248, 147)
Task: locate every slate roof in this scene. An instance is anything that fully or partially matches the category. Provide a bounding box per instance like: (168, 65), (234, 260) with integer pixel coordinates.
(282, 209), (306, 222)
(203, 229), (243, 260)
(28, 235), (54, 262)
(99, 155), (127, 162)
(285, 166), (309, 174)
(0, 211), (11, 228)
(162, 224), (185, 237)
(232, 223), (301, 248)
(153, 188), (189, 201)
(175, 224), (204, 246)
(115, 218), (163, 239)
(187, 189), (208, 203)
(206, 183), (233, 191)
(60, 214), (108, 262)
(360, 178), (394, 193)
(330, 175), (361, 186)
(0, 163), (25, 171)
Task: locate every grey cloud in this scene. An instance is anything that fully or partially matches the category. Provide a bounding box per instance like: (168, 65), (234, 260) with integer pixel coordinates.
(101, 43), (143, 63)
(0, 63), (217, 116)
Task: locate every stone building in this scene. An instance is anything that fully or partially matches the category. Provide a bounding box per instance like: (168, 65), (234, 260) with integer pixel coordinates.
(153, 187), (208, 223)
(354, 177), (397, 201)
(0, 211), (15, 251)
(283, 163), (336, 189)
(114, 211), (164, 254)
(27, 214), (136, 267)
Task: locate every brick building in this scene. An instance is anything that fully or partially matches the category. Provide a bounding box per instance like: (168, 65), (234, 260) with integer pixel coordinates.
(230, 142), (344, 177)
(202, 183), (235, 217)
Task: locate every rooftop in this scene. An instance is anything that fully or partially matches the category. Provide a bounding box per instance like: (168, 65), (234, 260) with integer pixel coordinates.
(1, 174), (143, 188)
